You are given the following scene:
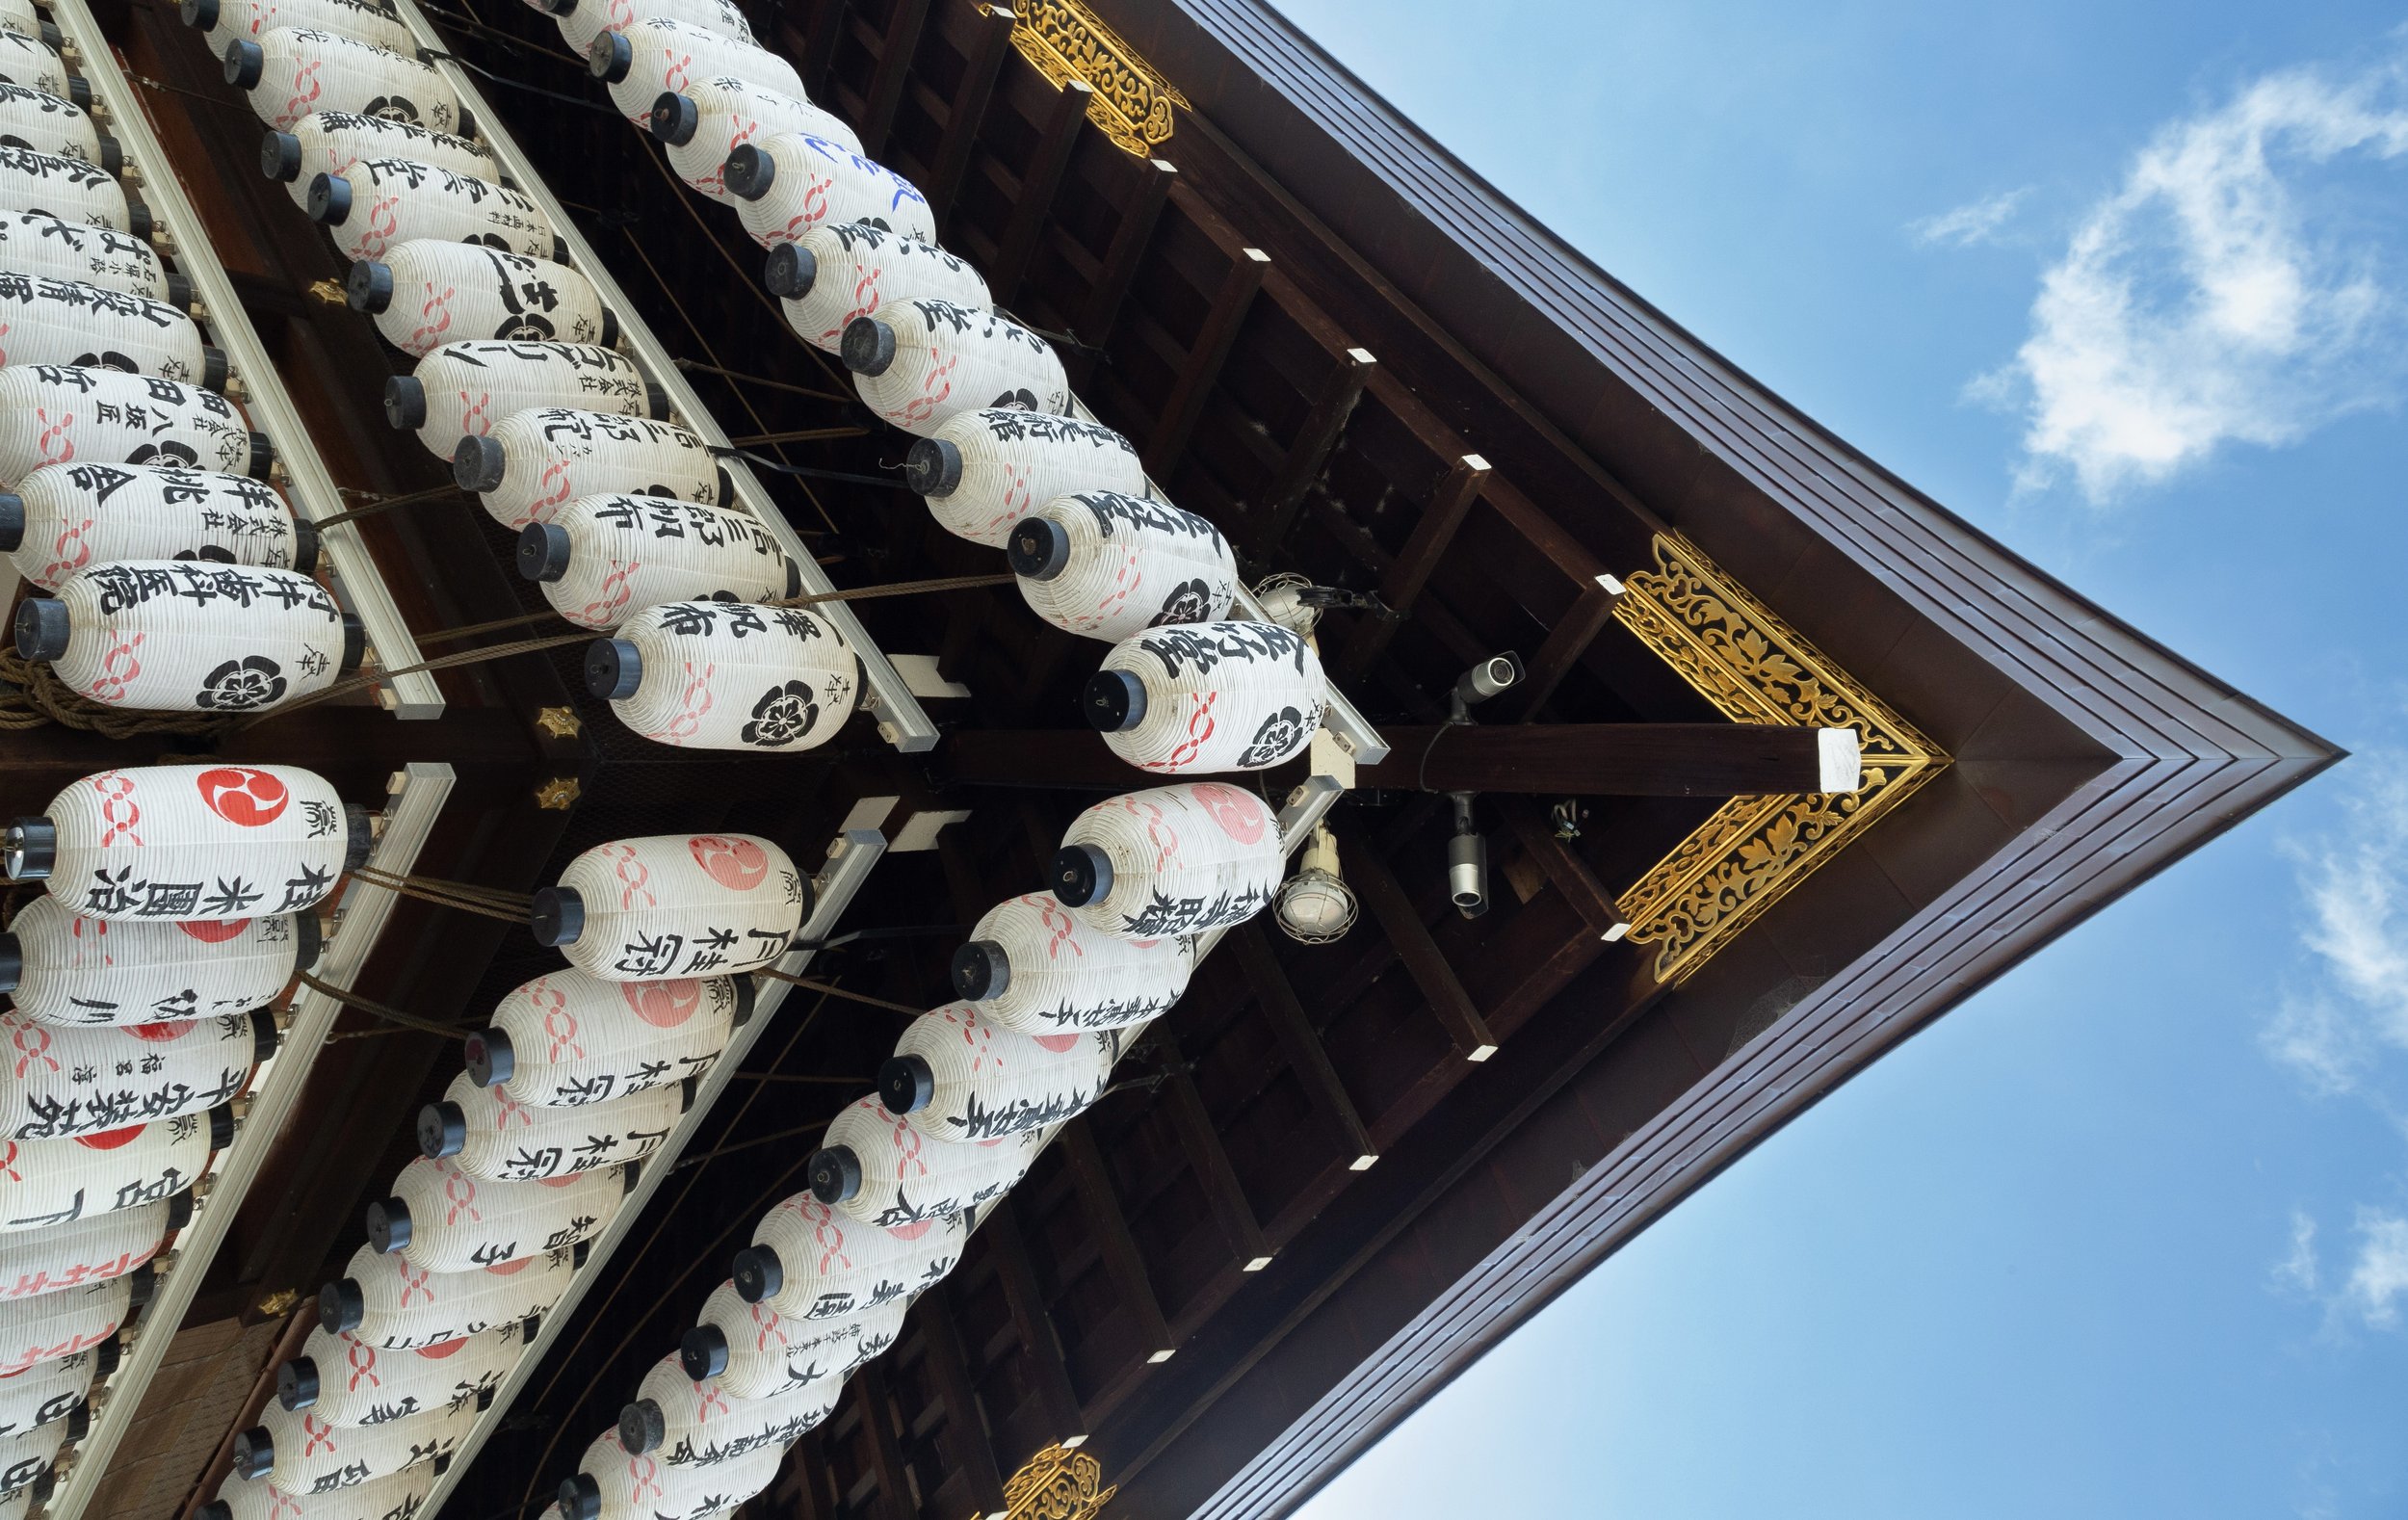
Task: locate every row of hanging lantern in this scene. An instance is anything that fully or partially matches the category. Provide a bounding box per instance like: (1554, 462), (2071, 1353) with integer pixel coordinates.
(0, 751), (382, 1504)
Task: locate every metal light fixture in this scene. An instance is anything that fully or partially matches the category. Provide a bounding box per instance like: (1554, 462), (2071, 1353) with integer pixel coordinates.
(1252, 572), (1321, 637)
(1276, 823), (1358, 944)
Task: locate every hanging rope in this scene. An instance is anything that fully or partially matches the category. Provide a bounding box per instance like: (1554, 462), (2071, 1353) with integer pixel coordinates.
(671, 358), (851, 406)
(722, 428), (869, 447)
(308, 484), (467, 534)
(669, 1116), (831, 1171)
(0, 651), (234, 741)
(347, 865), (533, 924)
(752, 968), (922, 1015)
(420, 47), (622, 116)
(412, 609), (575, 645)
(708, 444), (916, 491)
(235, 631), (595, 730)
(295, 970), (470, 1040)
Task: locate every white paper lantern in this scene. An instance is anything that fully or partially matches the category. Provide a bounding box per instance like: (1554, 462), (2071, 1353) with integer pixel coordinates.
(222, 28), (464, 135)
(1, 460), (309, 591)
(1052, 782), (1284, 939)
(0, 1410), (71, 1494)
(841, 299), (1070, 438)
(809, 1097), (1050, 1227)
(0, 1195), (174, 1298)
(348, 240), (614, 359)
(735, 1192), (966, 1323)
(0, 1007), (272, 1139)
(590, 600), (857, 753)
(275, 1321), (523, 1428)
(199, 1464), (433, 1520)
(468, 970), (742, 1109)
(586, 18), (799, 127)
(724, 131), (934, 249)
(319, 1240), (577, 1350)
(0, 274), (218, 386)
(17, 561), (358, 713)
(387, 340), (660, 460)
(0, 366), (267, 482)
(0, 144), (143, 236)
(4, 764), (364, 924)
(1088, 619), (1327, 774)
(418, 1069), (681, 1181)
(950, 894), (1193, 1035)
(184, 0), (417, 56)
(367, 1157), (627, 1272)
(1, 896), (313, 1029)
(519, 495), (797, 630)
(546, 0), (753, 55)
(535, 833), (807, 983)
(904, 407), (1146, 547)
(0, 1275), (132, 1376)
(0, 1343), (109, 1440)
(683, 1278), (903, 1398)
(234, 1394), (475, 1493)
(453, 408), (716, 531)
(1008, 490), (1238, 642)
(309, 158), (559, 262)
(0, 1109), (219, 1236)
(0, 85), (113, 170)
(881, 1003), (1125, 1144)
(561, 1420), (788, 1520)
(0, 0), (39, 40)
(650, 74), (855, 199)
(0, 33), (73, 111)
(262, 110), (497, 209)
(767, 221), (984, 354)
(617, 1350), (838, 1470)
(0, 214), (181, 307)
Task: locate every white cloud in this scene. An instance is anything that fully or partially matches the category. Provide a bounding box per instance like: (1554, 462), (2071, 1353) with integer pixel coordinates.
(2276, 1210), (2321, 1294)
(2263, 994), (2372, 1096)
(1911, 188), (2030, 248)
(2343, 1210), (2408, 1326)
(2290, 759), (2408, 1073)
(1983, 47), (2408, 501)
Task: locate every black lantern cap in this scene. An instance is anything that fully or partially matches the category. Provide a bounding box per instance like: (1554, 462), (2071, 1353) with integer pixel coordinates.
(0, 932), (18, 995)
(763, 242), (816, 300)
(165, 271), (195, 311)
(730, 974), (758, 1027)
(209, 1102), (236, 1150)
(306, 171), (352, 225)
(1052, 844), (1112, 907)
(585, 638), (641, 700)
(221, 38), (262, 90)
(840, 317), (895, 377)
(346, 258), (393, 314)
(1006, 516), (1069, 580)
(246, 432), (274, 481)
(339, 614), (366, 675)
(649, 91), (696, 145)
(167, 1189), (195, 1232)
(530, 885), (585, 947)
(249, 1007), (278, 1064)
(291, 515), (321, 575)
(382, 376), (426, 430)
(95, 133), (123, 177)
(4, 818), (56, 881)
(364, 1195), (411, 1253)
(517, 522), (571, 583)
(464, 1027), (513, 1087)
(903, 437), (960, 497)
(260, 130), (301, 182)
(453, 433), (507, 492)
(417, 1100), (466, 1159)
(318, 1276), (365, 1333)
(0, 492), (23, 552)
(1084, 668), (1145, 732)
(642, 380), (669, 421)
(558, 1473), (602, 1520)
(126, 197), (152, 242)
(721, 143), (772, 199)
(13, 596), (68, 662)
(731, 1244), (782, 1302)
(678, 1323), (728, 1381)
(275, 1355), (319, 1411)
(344, 804), (374, 872)
(201, 347), (229, 394)
(127, 1262), (158, 1306)
(617, 1398), (667, 1455)
(806, 1143), (862, 1205)
(181, 0), (222, 29)
(294, 909), (324, 973)
(229, 1427), (273, 1481)
(586, 30), (631, 83)
(951, 939), (1008, 1002)
(877, 1055), (934, 1116)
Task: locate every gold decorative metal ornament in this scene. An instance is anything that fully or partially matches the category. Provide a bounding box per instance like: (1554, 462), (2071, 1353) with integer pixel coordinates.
(1610, 533), (1947, 983)
(535, 705), (583, 740)
(1004, 0), (1189, 157)
(534, 776), (581, 811)
(1002, 1443), (1118, 1520)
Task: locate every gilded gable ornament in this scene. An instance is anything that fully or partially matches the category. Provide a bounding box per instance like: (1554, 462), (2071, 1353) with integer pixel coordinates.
(1005, 0), (1190, 156)
(1004, 1442), (1119, 1520)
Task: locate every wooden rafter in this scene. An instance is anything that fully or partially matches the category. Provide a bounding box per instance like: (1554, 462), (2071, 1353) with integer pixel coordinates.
(1250, 346), (1376, 559)
(982, 1201), (1089, 1449)
(1339, 837), (1498, 1061)
(1152, 1036), (1274, 1271)
(858, 0), (931, 159)
(926, 4), (1018, 239)
(1233, 925), (1378, 1170)
(1060, 1120), (1177, 1362)
(917, 1285), (1010, 1520)
(990, 79), (1093, 301)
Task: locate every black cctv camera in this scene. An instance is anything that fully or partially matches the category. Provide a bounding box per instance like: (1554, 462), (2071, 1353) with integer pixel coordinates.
(1453, 652), (1523, 715)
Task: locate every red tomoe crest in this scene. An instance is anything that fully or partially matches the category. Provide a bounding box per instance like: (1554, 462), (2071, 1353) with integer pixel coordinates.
(1033, 1034), (1082, 1054)
(415, 1338), (467, 1360)
(195, 766), (291, 827)
(124, 1020), (196, 1043)
(76, 1126), (143, 1150)
(1191, 783), (1268, 846)
(178, 919), (251, 944)
(687, 835), (768, 891)
(484, 1256), (534, 1276)
(621, 979), (701, 1030)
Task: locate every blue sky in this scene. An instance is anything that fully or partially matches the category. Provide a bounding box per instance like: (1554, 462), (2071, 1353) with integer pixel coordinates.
(1270, 4), (2408, 1517)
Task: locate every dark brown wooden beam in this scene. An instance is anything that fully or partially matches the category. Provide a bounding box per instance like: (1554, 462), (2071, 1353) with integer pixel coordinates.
(1067, 156), (1175, 384)
(1060, 1118), (1177, 1363)
(1143, 245), (1270, 477)
(1249, 345), (1375, 559)
(990, 79), (1092, 303)
(1153, 1038), (1274, 1271)
(917, 1285), (1010, 1520)
(1336, 452), (1487, 675)
(937, 729), (1129, 790)
(982, 1199), (1089, 1448)
(857, 0), (931, 160)
(926, 4), (1017, 240)
(1361, 722), (1842, 797)
(797, 0), (849, 97)
(854, 1360), (916, 1519)
(1233, 924), (1378, 1170)
(1338, 837), (1498, 1061)
(1503, 577), (1624, 721)
(1498, 797), (1628, 940)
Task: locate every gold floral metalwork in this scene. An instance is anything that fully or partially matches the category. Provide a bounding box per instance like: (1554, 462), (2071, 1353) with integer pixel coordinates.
(1002, 1443), (1118, 1520)
(1610, 533), (1947, 983)
(1005, 0), (1189, 157)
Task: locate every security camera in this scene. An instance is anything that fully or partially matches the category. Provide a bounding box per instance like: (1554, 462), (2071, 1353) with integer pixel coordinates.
(1453, 652), (1523, 712)
(1447, 792), (1488, 918)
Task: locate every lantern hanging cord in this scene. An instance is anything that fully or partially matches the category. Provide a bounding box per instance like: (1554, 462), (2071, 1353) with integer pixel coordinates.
(670, 358), (851, 406)
(751, 968), (922, 1014)
(235, 632), (594, 729)
(307, 484), (465, 533)
(669, 1115), (831, 1170)
(418, 48), (623, 116)
(348, 865), (533, 924)
(416, 5), (583, 64)
(294, 971), (469, 1040)
(706, 444), (915, 491)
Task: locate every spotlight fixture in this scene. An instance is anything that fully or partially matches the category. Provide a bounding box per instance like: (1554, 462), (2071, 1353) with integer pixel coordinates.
(1447, 792), (1488, 919)
(1275, 822), (1358, 944)
(1452, 652), (1524, 715)
(1252, 572), (1321, 637)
